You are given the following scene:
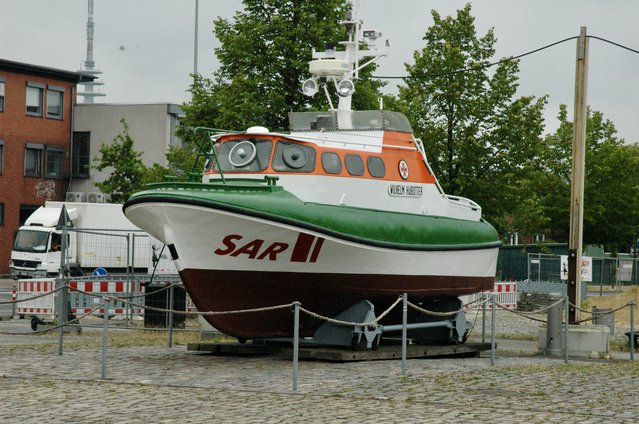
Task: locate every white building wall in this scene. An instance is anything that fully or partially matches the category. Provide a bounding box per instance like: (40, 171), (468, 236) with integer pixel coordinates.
(71, 103), (183, 195)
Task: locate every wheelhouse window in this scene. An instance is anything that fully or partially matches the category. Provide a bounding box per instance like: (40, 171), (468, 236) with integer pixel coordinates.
(26, 82), (44, 116)
(24, 144), (43, 177)
(45, 146), (65, 178)
(345, 154), (364, 176)
(212, 138), (272, 173)
(367, 156), (386, 178)
(321, 152), (342, 174)
(0, 79), (5, 112)
(46, 86), (64, 119)
(272, 141), (316, 172)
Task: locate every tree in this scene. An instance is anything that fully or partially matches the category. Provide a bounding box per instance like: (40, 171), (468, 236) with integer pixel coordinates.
(539, 105), (639, 252)
(180, 0), (385, 133)
(398, 4), (547, 236)
(93, 119), (147, 203)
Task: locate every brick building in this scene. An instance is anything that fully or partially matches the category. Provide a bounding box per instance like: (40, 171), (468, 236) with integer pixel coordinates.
(0, 59), (92, 275)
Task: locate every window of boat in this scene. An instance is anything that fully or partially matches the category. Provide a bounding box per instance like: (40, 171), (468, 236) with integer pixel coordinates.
(272, 141), (316, 172)
(367, 156), (386, 178)
(212, 139), (272, 173)
(321, 152), (342, 174)
(345, 154), (364, 176)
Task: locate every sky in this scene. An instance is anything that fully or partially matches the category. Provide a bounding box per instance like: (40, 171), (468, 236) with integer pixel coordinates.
(1, 0), (638, 142)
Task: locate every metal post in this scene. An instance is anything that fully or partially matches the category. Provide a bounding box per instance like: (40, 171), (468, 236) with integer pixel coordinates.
(564, 296), (569, 363)
(292, 302), (299, 391)
(126, 233), (132, 325)
(481, 293), (486, 344)
(58, 226), (69, 355)
(101, 298), (109, 379)
(57, 277), (64, 355)
(12, 283), (17, 318)
(490, 294), (496, 366)
(630, 301), (635, 361)
(538, 252), (542, 283)
(167, 284), (174, 348)
(401, 293), (408, 376)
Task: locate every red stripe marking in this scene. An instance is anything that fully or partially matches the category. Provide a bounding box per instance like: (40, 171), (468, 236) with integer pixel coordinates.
(115, 308), (123, 314)
(100, 282), (108, 292)
(86, 282), (93, 292)
(116, 282), (124, 292)
(309, 237), (324, 263)
(291, 233), (315, 262)
(70, 282), (78, 291)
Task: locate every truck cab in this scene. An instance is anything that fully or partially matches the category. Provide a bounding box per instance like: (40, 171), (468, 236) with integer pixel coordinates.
(9, 206), (77, 279)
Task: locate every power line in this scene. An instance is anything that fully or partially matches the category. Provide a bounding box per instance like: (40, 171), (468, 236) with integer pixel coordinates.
(588, 35), (639, 55)
(372, 35), (638, 80)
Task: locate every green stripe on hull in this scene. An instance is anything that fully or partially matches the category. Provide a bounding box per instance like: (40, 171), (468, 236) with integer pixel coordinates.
(127, 180), (501, 251)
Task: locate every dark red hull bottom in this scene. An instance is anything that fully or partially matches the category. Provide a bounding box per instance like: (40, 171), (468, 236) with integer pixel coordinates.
(181, 269), (493, 339)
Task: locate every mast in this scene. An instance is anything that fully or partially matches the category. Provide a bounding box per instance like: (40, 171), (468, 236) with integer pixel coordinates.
(78, 0), (106, 103)
(301, 1), (388, 112)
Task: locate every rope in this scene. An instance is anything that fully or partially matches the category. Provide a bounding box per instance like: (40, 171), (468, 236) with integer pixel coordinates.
(69, 282), (183, 301)
(0, 302), (105, 336)
(298, 296), (404, 328)
(0, 286), (63, 305)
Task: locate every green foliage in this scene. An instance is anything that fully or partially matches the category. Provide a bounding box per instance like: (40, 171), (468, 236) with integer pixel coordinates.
(539, 105), (639, 252)
(398, 3), (547, 238)
(92, 119), (146, 203)
(180, 0), (384, 133)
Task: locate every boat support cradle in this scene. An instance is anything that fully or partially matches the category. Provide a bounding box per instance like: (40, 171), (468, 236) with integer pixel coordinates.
(310, 299), (471, 351)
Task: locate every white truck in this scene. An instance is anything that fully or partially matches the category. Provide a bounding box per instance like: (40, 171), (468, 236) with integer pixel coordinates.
(10, 201), (174, 279)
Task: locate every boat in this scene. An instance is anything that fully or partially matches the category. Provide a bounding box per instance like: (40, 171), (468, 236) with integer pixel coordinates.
(123, 4), (501, 344)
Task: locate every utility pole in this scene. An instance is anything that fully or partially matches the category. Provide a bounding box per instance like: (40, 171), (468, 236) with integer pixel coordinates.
(194, 0), (199, 75)
(568, 27), (589, 324)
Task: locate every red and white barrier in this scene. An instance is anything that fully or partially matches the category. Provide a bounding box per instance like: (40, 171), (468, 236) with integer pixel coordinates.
(16, 279), (56, 317)
(460, 281), (518, 310)
(69, 280), (144, 317)
(16, 278), (144, 319)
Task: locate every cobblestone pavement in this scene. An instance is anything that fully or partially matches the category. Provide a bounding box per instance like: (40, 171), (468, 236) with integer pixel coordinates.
(1, 310), (638, 423)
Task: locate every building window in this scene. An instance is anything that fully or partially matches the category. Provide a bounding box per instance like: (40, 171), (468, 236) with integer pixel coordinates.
(45, 146), (65, 178)
(72, 132), (91, 177)
(26, 82), (44, 116)
(46, 86), (64, 119)
(0, 79), (5, 112)
(0, 203), (4, 226)
(19, 205), (39, 226)
(0, 140), (4, 175)
(24, 143), (43, 177)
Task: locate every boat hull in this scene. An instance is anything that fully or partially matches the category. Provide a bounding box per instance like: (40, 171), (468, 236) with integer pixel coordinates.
(125, 199), (499, 338)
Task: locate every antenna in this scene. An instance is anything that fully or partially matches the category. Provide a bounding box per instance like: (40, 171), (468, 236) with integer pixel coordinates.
(301, 1), (388, 111)
(78, 0), (106, 103)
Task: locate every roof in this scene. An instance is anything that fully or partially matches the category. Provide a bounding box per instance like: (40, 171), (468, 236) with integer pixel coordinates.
(0, 58), (95, 83)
